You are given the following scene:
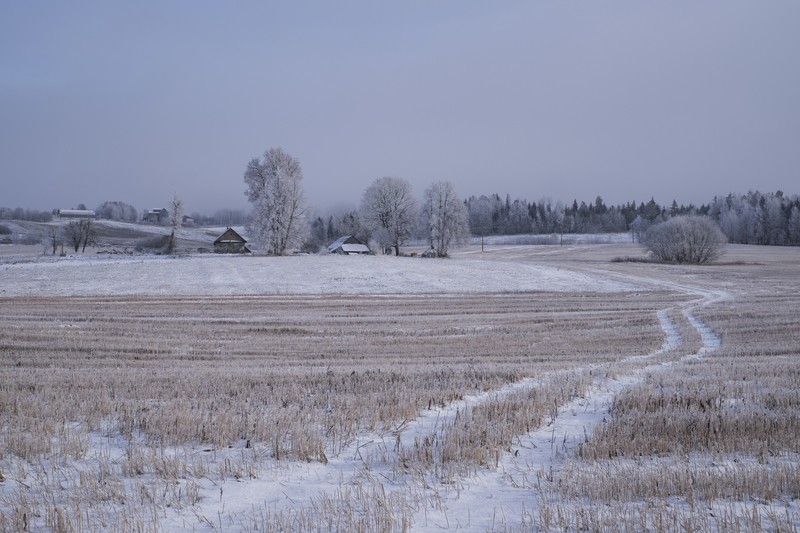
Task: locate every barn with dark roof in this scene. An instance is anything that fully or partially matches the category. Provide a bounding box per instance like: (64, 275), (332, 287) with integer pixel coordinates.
(214, 228), (251, 254)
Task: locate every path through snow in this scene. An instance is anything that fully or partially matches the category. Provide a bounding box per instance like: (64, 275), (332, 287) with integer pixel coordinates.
(404, 278), (726, 531)
(153, 273), (727, 531)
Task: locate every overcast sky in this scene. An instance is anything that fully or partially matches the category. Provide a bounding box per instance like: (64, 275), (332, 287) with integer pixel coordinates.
(2, 1), (798, 215)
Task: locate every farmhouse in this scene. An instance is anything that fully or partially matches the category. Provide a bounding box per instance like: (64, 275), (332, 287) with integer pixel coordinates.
(57, 209), (96, 219)
(214, 227), (251, 254)
(143, 208), (169, 225)
(328, 235), (371, 255)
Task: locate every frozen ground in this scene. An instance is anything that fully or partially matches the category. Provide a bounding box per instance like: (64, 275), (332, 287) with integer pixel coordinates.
(150, 270), (729, 531)
(0, 252), (640, 296)
(2, 243), (798, 531)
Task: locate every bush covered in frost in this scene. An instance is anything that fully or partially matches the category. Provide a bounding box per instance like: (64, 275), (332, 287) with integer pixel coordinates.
(642, 216), (727, 264)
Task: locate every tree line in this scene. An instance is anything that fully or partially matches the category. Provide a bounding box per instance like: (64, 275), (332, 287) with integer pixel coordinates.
(245, 147), (799, 254)
(4, 148), (798, 252)
(465, 191), (800, 246)
(707, 190), (800, 246)
(463, 194), (693, 236)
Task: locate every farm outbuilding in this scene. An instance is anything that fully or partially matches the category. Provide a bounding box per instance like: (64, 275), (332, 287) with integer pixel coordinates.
(327, 236), (371, 255)
(214, 228), (251, 254)
(57, 209), (96, 219)
(143, 208), (169, 225)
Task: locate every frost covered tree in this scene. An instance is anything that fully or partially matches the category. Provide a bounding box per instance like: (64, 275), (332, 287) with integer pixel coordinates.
(420, 181), (470, 257)
(360, 176), (416, 255)
(167, 195), (183, 255)
(337, 210), (369, 242)
(504, 199), (533, 234)
(47, 226), (62, 255)
(642, 216), (727, 264)
(789, 206), (800, 246)
(467, 195), (496, 237)
(244, 147), (308, 255)
(707, 191), (800, 246)
(95, 201), (138, 222)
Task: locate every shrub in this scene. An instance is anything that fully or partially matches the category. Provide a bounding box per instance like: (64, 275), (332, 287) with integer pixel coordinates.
(0, 224), (11, 235)
(642, 216), (726, 264)
(134, 235), (169, 253)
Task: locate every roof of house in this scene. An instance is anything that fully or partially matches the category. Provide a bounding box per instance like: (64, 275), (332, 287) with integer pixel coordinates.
(328, 235), (370, 254)
(58, 209), (96, 217)
(214, 227), (247, 244)
(340, 243), (371, 254)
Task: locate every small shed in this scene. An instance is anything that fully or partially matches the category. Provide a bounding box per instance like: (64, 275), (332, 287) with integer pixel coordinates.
(328, 235), (371, 255)
(214, 228), (251, 254)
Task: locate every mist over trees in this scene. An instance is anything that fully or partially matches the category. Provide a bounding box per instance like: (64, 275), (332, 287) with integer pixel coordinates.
(0, 207), (52, 222)
(190, 209), (248, 227)
(95, 201), (138, 222)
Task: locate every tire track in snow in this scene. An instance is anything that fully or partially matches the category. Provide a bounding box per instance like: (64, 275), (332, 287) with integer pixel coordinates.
(406, 275), (728, 531)
(165, 275), (727, 531)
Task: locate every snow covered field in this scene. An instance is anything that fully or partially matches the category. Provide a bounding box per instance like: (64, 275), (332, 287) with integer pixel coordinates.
(0, 251), (639, 297)
(1, 244), (798, 532)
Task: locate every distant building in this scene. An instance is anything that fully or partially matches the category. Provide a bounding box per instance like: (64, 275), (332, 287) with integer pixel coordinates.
(143, 208), (169, 225)
(57, 209), (96, 219)
(327, 235), (371, 255)
(214, 227), (251, 254)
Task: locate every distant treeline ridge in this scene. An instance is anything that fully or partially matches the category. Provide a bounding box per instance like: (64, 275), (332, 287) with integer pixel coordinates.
(2, 190), (798, 246)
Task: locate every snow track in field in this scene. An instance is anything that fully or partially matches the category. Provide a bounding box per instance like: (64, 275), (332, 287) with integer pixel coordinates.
(155, 276), (725, 531)
(405, 278), (726, 531)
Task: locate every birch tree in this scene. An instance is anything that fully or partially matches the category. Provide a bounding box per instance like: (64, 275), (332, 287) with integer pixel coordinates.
(420, 181), (470, 257)
(244, 147), (308, 255)
(360, 176), (416, 256)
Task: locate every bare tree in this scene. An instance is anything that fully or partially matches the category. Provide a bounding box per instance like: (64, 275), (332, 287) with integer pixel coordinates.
(64, 221), (84, 252)
(244, 148), (308, 255)
(48, 226), (62, 255)
(167, 195), (183, 255)
(642, 216), (727, 264)
(80, 219), (96, 252)
(420, 181), (470, 257)
(63, 219), (96, 253)
(360, 176), (417, 256)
